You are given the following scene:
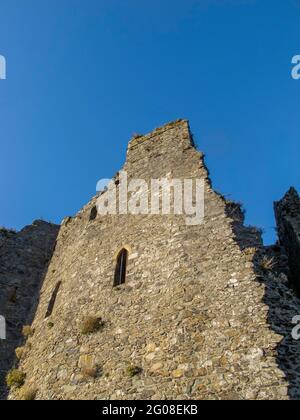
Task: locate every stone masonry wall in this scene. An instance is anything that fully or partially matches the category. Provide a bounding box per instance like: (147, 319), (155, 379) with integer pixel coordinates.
(0, 221), (59, 399)
(274, 187), (300, 294)
(8, 121), (300, 400)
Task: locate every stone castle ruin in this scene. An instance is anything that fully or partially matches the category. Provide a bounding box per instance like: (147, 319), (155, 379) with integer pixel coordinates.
(1, 120), (300, 400)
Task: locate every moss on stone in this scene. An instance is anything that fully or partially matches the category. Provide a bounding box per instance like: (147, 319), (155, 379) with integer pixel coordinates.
(80, 317), (105, 335)
(6, 369), (26, 389)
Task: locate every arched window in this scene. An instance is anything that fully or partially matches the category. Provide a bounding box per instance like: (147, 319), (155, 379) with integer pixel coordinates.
(113, 249), (128, 287)
(45, 281), (62, 318)
(89, 206), (97, 221)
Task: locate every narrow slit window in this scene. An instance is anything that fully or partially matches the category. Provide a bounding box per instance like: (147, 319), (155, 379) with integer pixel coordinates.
(114, 249), (128, 287)
(89, 206), (97, 221)
(45, 281), (62, 318)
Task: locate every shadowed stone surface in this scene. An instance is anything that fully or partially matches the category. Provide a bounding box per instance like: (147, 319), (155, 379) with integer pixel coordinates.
(275, 187), (300, 295)
(0, 221), (59, 399)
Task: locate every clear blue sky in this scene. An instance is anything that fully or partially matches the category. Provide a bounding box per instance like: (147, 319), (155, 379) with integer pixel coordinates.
(0, 0), (299, 244)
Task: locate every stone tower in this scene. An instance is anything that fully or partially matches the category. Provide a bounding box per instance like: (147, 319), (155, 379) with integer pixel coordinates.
(6, 120), (300, 400)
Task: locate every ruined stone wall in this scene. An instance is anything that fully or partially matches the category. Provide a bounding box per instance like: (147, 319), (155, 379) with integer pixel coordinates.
(274, 188), (300, 294)
(8, 121), (298, 400)
(0, 221), (59, 399)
